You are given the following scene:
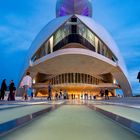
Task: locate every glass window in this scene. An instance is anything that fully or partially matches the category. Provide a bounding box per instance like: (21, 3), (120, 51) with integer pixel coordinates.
(31, 18), (118, 63)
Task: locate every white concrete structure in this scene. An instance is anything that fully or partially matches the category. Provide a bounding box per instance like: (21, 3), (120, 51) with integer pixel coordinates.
(19, 0), (132, 97)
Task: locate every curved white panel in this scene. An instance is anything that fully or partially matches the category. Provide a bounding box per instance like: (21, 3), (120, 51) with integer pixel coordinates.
(19, 14), (132, 95)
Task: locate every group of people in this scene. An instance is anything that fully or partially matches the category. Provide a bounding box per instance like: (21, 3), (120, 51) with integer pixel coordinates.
(0, 71), (33, 101)
(1, 71), (139, 101)
(100, 88), (109, 100)
(48, 87), (69, 101)
(81, 94), (97, 100)
(47, 86), (110, 100)
(54, 90), (69, 100)
(0, 79), (16, 101)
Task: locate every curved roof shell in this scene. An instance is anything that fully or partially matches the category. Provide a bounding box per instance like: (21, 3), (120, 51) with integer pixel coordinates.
(26, 15), (128, 76)
(20, 14), (132, 96)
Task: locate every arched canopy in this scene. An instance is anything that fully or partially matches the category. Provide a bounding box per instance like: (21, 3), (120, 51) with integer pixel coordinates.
(19, 15), (132, 96)
(26, 15), (128, 78)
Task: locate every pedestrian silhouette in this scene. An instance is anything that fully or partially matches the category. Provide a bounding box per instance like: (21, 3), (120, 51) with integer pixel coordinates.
(137, 71), (140, 82)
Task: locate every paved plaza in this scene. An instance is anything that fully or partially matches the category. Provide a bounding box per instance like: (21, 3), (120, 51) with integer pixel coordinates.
(0, 97), (140, 139)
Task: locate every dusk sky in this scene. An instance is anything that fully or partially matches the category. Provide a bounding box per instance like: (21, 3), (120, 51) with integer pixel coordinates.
(0, 0), (140, 94)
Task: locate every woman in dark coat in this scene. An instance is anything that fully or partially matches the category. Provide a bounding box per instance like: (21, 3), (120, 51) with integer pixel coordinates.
(8, 80), (16, 101)
(105, 88), (109, 100)
(0, 79), (7, 100)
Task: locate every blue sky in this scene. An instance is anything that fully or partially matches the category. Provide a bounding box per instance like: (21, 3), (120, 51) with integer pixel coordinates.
(0, 0), (140, 94)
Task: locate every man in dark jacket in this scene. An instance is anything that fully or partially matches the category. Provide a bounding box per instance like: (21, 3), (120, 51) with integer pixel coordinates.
(137, 71), (140, 82)
(0, 79), (7, 100)
(105, 88), (109, 100)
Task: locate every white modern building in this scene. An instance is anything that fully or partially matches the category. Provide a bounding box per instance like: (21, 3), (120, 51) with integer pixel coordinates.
(19, 0), (132, 97)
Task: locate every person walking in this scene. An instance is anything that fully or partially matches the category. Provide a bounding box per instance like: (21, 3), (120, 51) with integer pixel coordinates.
(0, 79), (7, 100)
(30, 89), (34, 100)
(137, 71), (140, 82)
(8, 80), (16, 101)
(47, 83), (52, 101)
(71, 94), (74, 100)
(20, 72), (32, 100)
(100, 89), (104, 98)
(105, 88), (109, 100)
(55, 91), (58, 100)
(63, 90), (67, 100)
(59, 89), (63, 100)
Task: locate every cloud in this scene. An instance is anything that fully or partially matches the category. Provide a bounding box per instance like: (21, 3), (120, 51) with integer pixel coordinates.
(0, 15), (36, 53)
(0, 0), (57, 53)
(0, 0), (139, 94)
(129, 69), (139, 82)
(127, 68), (140, 94)
(114, 25), (140, 47)
(0, 0), (57, 84)
(93, 0), (140, 95)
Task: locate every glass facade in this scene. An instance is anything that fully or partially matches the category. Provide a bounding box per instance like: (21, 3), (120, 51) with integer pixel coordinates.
(50, 73), (103, 85)
(31, 17), (118, 63)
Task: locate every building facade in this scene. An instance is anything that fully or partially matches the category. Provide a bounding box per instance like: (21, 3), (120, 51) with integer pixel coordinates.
(19, 0), (132, 97)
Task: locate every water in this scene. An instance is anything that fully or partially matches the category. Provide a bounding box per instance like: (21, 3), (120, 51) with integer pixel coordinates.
(0, 105), (139, 140)
(0, 105), (51, 123)
(94, 104), (140, 122)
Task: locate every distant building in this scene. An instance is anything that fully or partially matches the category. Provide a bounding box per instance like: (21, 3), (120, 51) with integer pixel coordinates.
(19, 0), (132, 97)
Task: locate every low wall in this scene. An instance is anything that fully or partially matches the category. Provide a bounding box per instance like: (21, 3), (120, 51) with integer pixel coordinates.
(87, 104), (140, 135)
(0, 104), (62, 136)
